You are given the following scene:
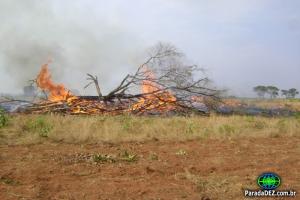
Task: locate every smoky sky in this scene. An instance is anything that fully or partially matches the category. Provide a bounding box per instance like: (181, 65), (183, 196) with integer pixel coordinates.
(0, 0), (299, 97)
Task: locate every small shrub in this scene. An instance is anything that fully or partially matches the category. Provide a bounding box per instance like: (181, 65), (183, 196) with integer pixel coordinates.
(0, 109), (8, 128)
(119, 150), (138, 162)
(24, 117), (53, 137)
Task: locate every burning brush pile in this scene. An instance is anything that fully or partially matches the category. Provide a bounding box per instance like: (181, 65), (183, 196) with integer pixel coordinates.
(23, 43), (220, 116)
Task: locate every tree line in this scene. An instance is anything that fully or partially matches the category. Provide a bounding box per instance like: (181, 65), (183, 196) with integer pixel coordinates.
(253, 86), (299, 99)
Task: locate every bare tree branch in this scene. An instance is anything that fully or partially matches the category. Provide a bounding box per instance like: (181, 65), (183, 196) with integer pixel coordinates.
(84, 74), (102, 99)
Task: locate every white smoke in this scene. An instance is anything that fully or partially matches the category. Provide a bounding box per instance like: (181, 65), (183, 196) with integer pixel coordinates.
(0, 0), (144, 95)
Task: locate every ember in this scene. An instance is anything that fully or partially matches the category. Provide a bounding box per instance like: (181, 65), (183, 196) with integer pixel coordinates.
(130, 67), (177, 113)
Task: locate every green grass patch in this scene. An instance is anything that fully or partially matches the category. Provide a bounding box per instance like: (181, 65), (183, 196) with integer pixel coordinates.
(0, 109), (8, 128)
(119, 150), (138, 162)
(24, 116), (53, 137)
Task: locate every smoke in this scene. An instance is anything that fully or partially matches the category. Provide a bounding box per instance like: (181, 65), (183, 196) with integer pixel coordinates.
(0, 0), (143, 95)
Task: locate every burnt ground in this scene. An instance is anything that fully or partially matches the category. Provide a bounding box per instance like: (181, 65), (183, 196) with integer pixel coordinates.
(0, 137), (299, 200)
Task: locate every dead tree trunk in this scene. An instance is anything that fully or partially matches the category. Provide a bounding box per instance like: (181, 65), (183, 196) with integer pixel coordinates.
(85, 74), (102, 100)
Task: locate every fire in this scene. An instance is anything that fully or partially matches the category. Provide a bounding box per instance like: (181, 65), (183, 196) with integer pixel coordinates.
(34, 64), (178, 115)
(141, 68), (160, 94)
(130, 68), (177, 113)
(36, 63), (75, 102)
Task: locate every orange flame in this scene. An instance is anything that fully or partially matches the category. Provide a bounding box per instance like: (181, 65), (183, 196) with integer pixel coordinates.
(36, 63), (74, 101)
(141, 68), (160, 94)
(130, 68), (176, 112)
(142, 68), (176, 101)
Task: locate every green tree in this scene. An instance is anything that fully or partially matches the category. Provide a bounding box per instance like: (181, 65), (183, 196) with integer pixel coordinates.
(281, 88), (299, 99)
(288, 88), (299, 98)
(266, 86), (279, 99)
(253, 85), (267, 98)
(281, 89), (289, 98)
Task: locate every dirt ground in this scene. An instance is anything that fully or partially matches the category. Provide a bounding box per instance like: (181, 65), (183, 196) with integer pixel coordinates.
(0, 137), (299, 200)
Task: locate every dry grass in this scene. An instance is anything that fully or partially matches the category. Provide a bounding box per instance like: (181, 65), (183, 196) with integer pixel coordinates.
(239, 98), (300, 111)
(175, 169), (246, 199)
(0, 113), (299, 145)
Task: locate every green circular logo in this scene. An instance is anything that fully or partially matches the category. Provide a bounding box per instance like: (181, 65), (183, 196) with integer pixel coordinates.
(257, 172), (281, 190)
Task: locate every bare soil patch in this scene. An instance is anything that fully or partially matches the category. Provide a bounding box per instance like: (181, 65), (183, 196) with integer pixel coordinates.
(0, 137), (299, 200)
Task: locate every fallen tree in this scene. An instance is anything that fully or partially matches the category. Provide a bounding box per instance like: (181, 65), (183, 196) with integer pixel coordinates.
(25, 42), (221, 115)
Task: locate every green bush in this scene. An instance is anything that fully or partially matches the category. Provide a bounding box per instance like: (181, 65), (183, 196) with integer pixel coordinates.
(25, 117), (53, 137)
(0, 109), (8, 128)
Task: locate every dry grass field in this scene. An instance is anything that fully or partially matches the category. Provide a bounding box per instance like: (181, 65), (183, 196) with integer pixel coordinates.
(236, 98), (300, 111)
(0, 111), (300, 199)
(0, 114), (300, 145)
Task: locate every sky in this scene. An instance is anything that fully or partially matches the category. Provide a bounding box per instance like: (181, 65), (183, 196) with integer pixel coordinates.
(0, 0), (299, 97)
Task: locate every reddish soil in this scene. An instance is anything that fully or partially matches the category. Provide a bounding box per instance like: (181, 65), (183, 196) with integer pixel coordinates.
(0, 137), (299, 200)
